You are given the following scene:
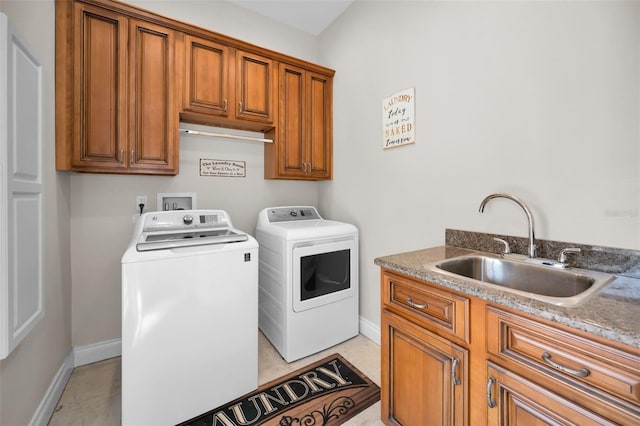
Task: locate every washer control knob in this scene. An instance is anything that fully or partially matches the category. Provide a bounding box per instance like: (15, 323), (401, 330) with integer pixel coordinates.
(290, 210), (298, 217)
(183, 215), (194, 225)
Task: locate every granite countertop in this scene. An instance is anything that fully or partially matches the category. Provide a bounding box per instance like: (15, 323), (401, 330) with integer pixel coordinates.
(375, 245), (640, 350)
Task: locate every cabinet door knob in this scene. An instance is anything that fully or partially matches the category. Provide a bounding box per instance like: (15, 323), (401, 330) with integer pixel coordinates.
(541, 352), (590, 377)
(486, 376), (497, 408)
(406, 297), (427, 310)
(451, 357), (461, 386)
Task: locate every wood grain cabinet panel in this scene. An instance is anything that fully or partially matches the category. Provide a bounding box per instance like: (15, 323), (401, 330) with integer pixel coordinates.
(264, 62), (332, 180)
(56, 1), (178, 174)
(182, 35), (230, 117)
(380, 267), (640, 426)
(57, 0), (334, 178)
(70, 2), (127, 170)
(180, 43), (276, 131)
(486, 362), (616, 426)
(235, 50), (275, 124)
(486, 305), (640, 424)
(128, 19), (177, 173)
(383, 270), (469, 343)
(382, 311), (468, 426)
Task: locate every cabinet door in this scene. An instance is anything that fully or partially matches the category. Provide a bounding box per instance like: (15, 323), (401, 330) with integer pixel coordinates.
(128, 19), (177, 174)
(265, 63), (333, 180)
(236, 50), (275, 124)
(276, 62), (306, 177)
(382, 311), (467, 426)
(72, 2), (128, 170)
(183, 35), (230, 117)
(306, 71), (332, 179)
(486, 362), (616, 426)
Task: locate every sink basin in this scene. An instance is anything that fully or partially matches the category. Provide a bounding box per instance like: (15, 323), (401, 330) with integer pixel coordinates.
(433, 255), (614, 307)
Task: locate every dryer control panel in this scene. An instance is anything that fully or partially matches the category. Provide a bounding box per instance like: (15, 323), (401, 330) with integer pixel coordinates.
(266, 207), (322, 222)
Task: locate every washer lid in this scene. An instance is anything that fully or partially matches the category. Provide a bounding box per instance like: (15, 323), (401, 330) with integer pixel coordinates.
(136, 228), (248, 251)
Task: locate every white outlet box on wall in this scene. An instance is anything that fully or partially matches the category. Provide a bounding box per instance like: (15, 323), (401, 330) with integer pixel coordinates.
(156, 192), (197, 211)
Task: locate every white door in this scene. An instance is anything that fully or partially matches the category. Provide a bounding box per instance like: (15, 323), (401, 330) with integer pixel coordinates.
(0, 13), (44, 359)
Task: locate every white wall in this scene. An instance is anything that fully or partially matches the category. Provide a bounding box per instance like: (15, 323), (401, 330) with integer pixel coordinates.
(69, 2), (321, 347)
(318, 1), (640, 326)
(128, 0), (318, 62)
(0, 1), (72, 425)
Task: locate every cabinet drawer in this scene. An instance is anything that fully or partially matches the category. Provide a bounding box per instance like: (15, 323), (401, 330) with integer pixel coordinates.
(383, 271), (469, 342)
(487, 306), (640, 407)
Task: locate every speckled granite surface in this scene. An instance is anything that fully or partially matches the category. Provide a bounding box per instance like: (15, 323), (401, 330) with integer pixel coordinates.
(446, 229), (640, 277)
(374, 240), (640, 350)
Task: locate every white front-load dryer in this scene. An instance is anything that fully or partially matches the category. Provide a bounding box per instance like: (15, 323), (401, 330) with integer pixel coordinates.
(256, 206), (359, 362)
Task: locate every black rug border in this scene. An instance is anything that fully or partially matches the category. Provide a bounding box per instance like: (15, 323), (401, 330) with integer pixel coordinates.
(178, 353), (380, 426)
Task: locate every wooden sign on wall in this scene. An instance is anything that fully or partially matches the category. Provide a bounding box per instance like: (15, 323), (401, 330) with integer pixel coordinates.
(199, 159), (246, 177)
(382, 87), (415, 149)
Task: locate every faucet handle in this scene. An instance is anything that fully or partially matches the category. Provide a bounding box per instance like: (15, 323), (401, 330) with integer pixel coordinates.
(493, 238), (511, 255)
(558, 247), (581, 265)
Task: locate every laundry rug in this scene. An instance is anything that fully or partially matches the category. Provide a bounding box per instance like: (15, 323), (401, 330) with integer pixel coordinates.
(178, 353), (380, 426)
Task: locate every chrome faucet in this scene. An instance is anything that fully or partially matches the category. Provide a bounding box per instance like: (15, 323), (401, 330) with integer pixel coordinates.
(479, 193), (537, 258)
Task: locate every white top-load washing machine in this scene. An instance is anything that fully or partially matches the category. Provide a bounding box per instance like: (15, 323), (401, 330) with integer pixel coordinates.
(121, 210), (258, 426)
(256, 206), (358, 362)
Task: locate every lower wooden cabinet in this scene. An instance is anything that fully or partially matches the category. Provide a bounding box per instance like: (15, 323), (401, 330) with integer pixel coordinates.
(380, 267), (640, 426)
(381, 311), (467, 425)
(486, 362), (616, 426)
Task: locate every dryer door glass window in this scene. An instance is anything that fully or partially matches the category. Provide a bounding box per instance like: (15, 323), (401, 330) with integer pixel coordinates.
(292, 238), (357, 313)
(300, 249), (350, 301)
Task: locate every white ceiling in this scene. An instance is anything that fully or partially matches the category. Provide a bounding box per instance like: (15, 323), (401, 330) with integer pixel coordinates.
(226, 0), (354, 35)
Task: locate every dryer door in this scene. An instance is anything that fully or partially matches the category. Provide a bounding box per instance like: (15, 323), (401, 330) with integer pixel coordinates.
(292, 237), (357, 312)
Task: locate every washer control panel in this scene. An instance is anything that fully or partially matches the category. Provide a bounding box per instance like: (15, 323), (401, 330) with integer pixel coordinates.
(267, 207), (321, 222)
(142, 210), (229, 231)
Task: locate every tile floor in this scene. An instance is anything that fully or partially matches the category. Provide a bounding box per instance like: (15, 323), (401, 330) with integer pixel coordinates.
(48, 333), (383, 425)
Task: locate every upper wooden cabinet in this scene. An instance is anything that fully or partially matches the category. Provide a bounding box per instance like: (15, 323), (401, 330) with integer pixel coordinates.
(56, 1), (178, 174)
(235, 50), (275, 124)
(56, 0), (334, 178)
(264, 62), (332, 180)
(181, 37), (276, 128)
(182, 35), (230, 118)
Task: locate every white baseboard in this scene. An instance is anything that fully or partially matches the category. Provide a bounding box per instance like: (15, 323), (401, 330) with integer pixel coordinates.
(73, 338), (122, 367)
(29, 352), (74, 426)
(359, 315), (380, 345)
(30, 339), (122, 425)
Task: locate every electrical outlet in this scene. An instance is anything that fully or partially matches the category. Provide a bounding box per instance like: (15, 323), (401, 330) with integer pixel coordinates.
(135, 195), (147, 213)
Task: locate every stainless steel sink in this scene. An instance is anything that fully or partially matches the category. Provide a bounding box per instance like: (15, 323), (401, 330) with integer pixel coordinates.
(433, 255), (614, 307)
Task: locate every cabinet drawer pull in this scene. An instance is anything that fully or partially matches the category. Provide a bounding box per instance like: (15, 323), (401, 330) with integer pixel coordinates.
(239, 101), (243, 113)
(119, 149), (124, 163)
(486, 376), (496, 408)
(130, 150), (134, 164)
(223, 98), (228, 112)
(406, 297), (427, 310)
(451, 357), (461, 386)
(541, 352), (590, 378)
